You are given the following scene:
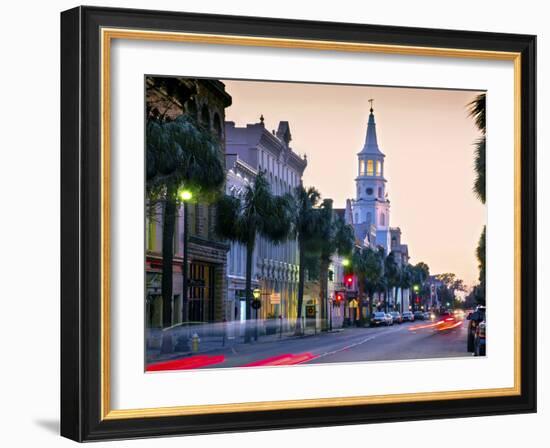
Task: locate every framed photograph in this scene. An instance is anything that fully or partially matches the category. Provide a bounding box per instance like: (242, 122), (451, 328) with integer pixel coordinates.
(60, 6), (536, 441)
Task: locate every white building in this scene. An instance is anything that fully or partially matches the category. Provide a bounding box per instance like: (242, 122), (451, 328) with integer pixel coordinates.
(224, 154), (259, 323)
(225, 118), (307, 325)
(350, 105), (391, 253)
(345, 104), (413, 314)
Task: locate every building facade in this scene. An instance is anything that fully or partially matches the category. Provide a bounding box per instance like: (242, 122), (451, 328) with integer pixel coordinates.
(225, 118), (307, 326)
(145, 78), (232, 329)
(224, 154), (259, 324)
(350, 106), (392, 253)
(390, 227), (411, 312)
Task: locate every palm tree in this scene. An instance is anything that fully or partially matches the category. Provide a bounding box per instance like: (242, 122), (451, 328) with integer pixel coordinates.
(146, 114), (225, 351)
(215, 171), (292, 342)
(399, 264), (413, 313)
(290, 185), (322, 334)
(468, 94), (487, 305)
(317, 199), (355, 330)
(468, 94), (486, 204)
(411, 262), (430, 309)
(476, 226), (486, 305)
(384, 252), (400, 311)
(352, 246), (384, 325)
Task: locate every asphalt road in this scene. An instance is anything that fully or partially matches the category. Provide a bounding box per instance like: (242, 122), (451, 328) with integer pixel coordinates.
(150, 319), (471, 370)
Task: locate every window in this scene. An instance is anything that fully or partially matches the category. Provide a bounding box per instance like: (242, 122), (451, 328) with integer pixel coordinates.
(200, 105), (210, 128)
(354, 212), (359, 223)
(147, 217), (156, 251)
(359, 160), (365, 175)
(186, 99), (197, 118)
(381, 213), (386, 226)
(366, 212), (372, 224)
(212, 112), (222, 138)
(366, 160), (374, 176)
(366, 187), (373, 196)
(376, 160), (382, 176)
(378, 187), (383, 198)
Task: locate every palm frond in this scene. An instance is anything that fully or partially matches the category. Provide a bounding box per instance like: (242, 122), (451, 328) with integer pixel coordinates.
(467, 94), (486, 134)
(473, 136), (486, 204)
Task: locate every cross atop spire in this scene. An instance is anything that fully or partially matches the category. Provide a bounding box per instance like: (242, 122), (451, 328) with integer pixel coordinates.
(368, 98), (374, 112)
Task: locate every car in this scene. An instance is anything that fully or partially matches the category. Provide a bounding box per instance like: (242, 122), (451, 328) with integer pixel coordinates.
(413, 311), (425, 320)
(371, 311), (391, 326)
(467, 306), (486, 352)
(389, 311), (402, 324)
(402, 311), (414, 322)
(474, 320), (486, 356)
(454, 309), (466, 320)
(385, 313), (394, 325)
(422, 312), (431, 320)
(434, 311), (459, 331)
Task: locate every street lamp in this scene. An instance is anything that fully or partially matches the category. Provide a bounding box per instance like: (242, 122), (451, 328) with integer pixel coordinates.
(252, 288), (261, 341)
(342, 258), (350, 267)
(179, 188), (193, 324)
(179, 189), (193, 201)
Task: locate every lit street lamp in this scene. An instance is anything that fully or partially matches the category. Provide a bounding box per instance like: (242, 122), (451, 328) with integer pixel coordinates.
(252, 288), (261, 341)
(179, 189), (193, 324)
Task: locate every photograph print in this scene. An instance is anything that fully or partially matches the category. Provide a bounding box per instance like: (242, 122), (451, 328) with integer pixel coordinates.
(144, 76), (487, 372)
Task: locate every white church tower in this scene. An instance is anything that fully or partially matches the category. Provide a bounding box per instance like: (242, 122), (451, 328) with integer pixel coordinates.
(351, 101), (391, 253)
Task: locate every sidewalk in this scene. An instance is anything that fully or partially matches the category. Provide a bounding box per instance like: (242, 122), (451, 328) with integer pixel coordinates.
(146, 321), (347, 364)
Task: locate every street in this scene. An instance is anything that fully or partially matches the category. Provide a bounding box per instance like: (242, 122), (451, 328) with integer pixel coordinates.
(147, 319), (470, 371)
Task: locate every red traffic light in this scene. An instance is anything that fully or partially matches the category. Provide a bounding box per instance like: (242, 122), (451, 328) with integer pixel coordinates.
(344, 274), (354, 287)
(334, 292), (345, 303)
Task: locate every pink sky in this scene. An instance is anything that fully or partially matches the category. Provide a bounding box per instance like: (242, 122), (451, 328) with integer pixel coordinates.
(223, 79), (485, 287)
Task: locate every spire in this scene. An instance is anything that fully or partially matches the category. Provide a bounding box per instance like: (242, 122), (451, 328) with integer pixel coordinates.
(359, 102), (383, 155)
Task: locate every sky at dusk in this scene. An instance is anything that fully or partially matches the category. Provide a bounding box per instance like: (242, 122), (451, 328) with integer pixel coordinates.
(222, 79), (486, 287)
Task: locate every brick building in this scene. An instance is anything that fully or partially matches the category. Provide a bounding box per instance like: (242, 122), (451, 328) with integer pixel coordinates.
(145, 77), (232, 328)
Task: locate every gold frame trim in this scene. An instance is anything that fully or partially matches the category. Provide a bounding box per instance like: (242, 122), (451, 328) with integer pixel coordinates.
(100, 28), (522, 421)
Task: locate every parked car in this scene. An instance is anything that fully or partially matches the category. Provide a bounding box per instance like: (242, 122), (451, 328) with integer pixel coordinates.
(413, 311), (425, 320)
(385, 313), (394, 325)
(402, 311), (415, 322)
(371, 311), (391, 326)
(467, 306), (486, 352)
(389, 311), (402, 324)
(423, 312), (431, 320)
(474, 320), (486, 356)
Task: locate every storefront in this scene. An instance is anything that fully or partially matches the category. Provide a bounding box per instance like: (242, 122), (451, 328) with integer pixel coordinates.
(188, 261), (216, 323)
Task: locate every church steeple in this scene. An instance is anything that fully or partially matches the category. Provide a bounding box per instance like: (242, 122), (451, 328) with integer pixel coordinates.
(359, 101), (383, 156)
(351, 99), (391, 252)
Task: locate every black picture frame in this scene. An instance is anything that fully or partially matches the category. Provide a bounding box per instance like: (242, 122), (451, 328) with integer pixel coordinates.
(61, 5), (536, 442)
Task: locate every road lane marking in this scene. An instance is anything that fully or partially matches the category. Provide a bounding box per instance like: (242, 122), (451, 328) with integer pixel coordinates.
(305, 328), (404, 363)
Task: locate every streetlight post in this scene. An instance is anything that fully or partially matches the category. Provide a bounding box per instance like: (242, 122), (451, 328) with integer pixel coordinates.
(253, 288), (261, 341)
(179, 189), (193, 325)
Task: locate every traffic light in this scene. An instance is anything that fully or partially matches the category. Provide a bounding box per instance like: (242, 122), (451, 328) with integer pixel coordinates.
(344, 274), (354, 288)
(334, 292), (345, 303)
